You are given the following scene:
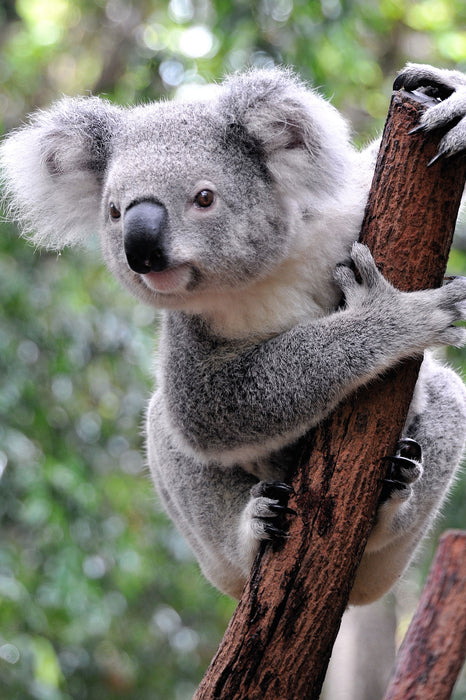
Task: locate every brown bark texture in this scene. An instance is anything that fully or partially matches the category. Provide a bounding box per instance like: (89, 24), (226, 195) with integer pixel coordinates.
(383, 530), (466, 700)
(194, 91), (466, 700)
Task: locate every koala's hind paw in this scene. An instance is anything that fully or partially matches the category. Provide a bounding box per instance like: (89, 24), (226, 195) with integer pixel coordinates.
(366, 438), (424, 553)
(380, 438), (423, 503)
(249, 481), (297, 540)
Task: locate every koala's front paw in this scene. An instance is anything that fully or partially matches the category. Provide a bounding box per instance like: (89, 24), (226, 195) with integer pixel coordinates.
(249, 481), (296, 540)
(336, 244), (466, 350)
(333, 242), (389, 307)
(380, 438), (423, 503)
(394, 63), (466, 161)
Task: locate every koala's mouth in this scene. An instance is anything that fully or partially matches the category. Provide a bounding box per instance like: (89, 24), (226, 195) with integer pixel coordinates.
(141, 263), (193, 294)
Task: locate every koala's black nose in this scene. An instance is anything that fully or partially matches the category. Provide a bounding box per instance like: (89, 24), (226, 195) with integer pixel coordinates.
(124, 201), (169, 274)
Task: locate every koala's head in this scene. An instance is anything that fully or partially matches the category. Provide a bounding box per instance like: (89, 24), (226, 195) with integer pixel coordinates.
(0, 68), (353, 312)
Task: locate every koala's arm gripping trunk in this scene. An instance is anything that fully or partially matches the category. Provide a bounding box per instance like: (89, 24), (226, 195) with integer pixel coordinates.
(194, 92), (466, 699)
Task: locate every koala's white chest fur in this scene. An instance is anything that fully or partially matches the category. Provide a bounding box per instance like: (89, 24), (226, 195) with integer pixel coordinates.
(182, 190), (366, 340)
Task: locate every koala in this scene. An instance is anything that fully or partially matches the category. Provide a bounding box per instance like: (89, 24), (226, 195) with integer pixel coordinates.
(2, 63), (466, 604)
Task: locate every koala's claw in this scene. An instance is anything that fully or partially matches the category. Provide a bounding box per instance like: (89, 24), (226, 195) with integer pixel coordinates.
(250, 480), (296, 542)
(251, 480), (294, 499)
(387, 455), (419, 471)
(393, 74), (453, 99)
(269, 503), (298, 516)
(427, 151), (446, 167)
(263, 523), (290, 539)
(380, 438), (423, 503)
(408, 124), (454, 166)
(397, 437), (422, 462)
(395, 64), (466, 161)
(408, 123), (428, 136)
(393, 65), (460, 99)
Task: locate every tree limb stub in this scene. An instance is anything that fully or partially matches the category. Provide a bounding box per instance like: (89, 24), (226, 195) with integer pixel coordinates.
(194, 90), (466, 700)
(383, 530), (466, 700)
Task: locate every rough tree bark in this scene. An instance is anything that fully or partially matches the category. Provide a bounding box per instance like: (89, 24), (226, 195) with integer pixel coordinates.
(383, 530), (466, 700)
(194, 90), (466, 700)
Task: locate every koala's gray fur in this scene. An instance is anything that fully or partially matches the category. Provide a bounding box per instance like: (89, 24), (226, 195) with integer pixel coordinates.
(2, 63), (466, 604)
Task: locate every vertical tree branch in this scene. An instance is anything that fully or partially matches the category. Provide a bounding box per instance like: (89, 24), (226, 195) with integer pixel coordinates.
(383, 531), (466, 700)
(194, 90), (466, 700)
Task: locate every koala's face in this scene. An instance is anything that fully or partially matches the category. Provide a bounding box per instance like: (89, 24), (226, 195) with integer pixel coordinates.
(1, 68), (353, 315)
(100, 100), (288, 310)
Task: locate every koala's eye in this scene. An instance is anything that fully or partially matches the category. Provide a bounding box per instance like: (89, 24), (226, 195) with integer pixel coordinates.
(109, 202), (121, 220)
(193, 189), (215, 208)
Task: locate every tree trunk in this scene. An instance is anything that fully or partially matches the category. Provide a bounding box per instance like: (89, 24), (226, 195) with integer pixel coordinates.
(383, 530), (466, 700)
(194, 90), (466, 700)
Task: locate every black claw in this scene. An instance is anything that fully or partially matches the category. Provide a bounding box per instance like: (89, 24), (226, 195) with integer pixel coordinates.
(393, 74), (454, 100)
(263, 523), (289, 539)
(269, 481), (294, 495)
(408, 124), (426, 135)
(252, 481), (298, 538)
(379, 437), (422, 503)
(253, 481), (294, 501)
(384, 455), (419, 470)
(381, 478), (408, 490)
(397, 438), (422, 462)
(427, 151), (447, 167)
(269, 504), (298, 517)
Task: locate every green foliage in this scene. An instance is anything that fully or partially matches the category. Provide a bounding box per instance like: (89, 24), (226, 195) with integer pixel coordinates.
(1, 1), (466, 698)
(1, 0), (466, 136)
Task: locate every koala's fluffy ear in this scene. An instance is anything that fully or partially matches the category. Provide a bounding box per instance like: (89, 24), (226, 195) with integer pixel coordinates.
(0, 97), (121, 249)
(219, 68), (353, 198)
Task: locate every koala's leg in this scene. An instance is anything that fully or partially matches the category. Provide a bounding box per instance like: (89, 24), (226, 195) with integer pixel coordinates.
(351, 352), (466, 605)
(147, 392), (293, 599)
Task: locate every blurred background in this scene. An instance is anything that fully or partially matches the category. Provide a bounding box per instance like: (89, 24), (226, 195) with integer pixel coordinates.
(0, 1), (465, 698)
